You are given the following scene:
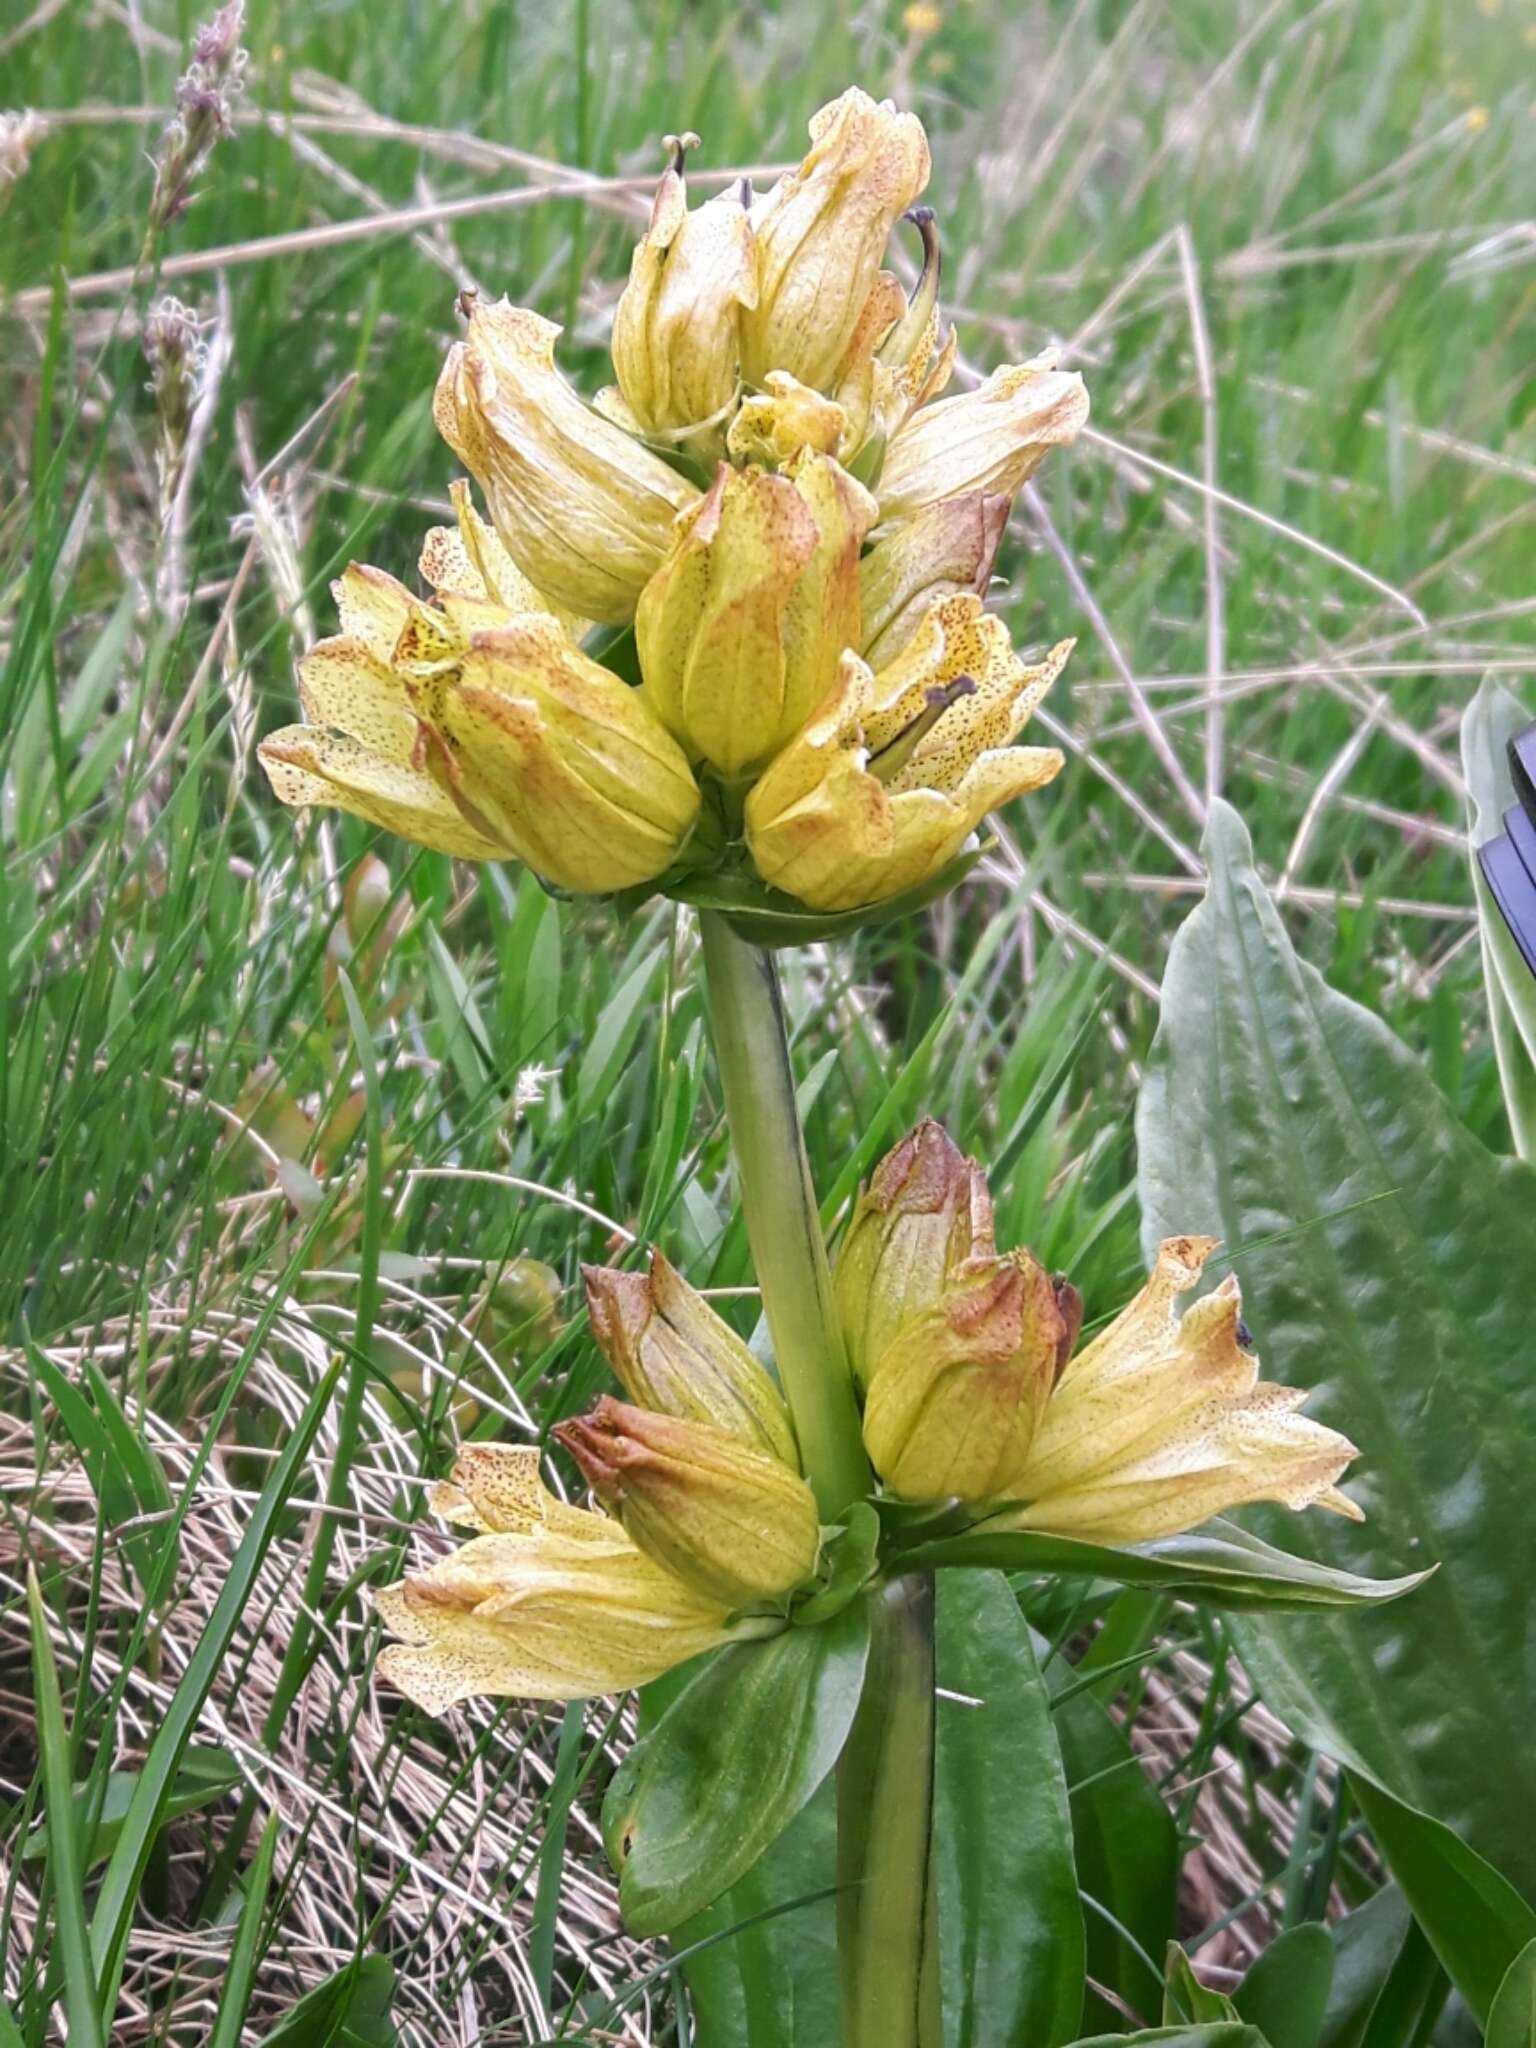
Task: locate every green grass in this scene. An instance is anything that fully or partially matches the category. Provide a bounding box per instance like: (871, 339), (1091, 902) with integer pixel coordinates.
(1, 0), (1532, 2038)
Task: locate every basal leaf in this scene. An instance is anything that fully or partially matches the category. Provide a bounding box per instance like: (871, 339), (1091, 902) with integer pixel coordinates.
(1461, 677), (1536, 1158)
(1137, 801), (1536, 2009)
(1234, 1923), (1334, 2048)
(1488, 1938), (1536, 2048)
(603, 1600), (870, 1937)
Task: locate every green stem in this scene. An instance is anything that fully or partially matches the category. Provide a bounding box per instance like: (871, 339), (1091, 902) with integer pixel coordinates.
(697, 911), (868, 1519)
(837, 1574), (943, 2048)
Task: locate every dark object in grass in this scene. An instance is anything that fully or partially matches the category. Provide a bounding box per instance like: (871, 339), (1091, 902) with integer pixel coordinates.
(1479, 724), (1536, 979)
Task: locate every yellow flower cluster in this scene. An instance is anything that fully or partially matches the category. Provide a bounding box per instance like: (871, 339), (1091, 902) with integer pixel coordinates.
(836, 1121), (1362, 1539)
(377, 1253), (820, 1712)
(259, 89), (1087, 915)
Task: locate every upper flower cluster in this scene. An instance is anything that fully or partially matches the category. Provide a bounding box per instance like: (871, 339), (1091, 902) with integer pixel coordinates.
(260, 89), (1088, 920)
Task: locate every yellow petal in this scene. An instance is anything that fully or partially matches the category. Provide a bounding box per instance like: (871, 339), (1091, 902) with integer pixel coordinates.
(419, 480), (590, 641)
(332, 564), (414, 663)
(296, 636), (417, 764)
(257, 725), (511, 861)
(858, 493), (1010, 667)
(877, 354), (1089, 524)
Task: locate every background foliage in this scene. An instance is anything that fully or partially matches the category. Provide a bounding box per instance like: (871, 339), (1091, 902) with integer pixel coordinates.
(1, 0), (1532, 2040)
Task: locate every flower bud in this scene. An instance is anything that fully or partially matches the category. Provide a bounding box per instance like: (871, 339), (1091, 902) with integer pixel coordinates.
(858, 492), (1010, 667)
(744, 595), (1068, 913)
(583, 1251), (798, 1467)
(434, 295), (699, 625)
(611, 135), (758, 441)
(860, 1252), (1067, 1504)
(555, 1398), (820, 1608)
(725, 370), (847, 468)
(405, 617), (701, 893)
(834, 1120), (994, 1389)
(876, 352), (1089, 525)
(636, 449), (875, 778)
(742, 88), (930, 395)
(993, 1238), (1363, 1543)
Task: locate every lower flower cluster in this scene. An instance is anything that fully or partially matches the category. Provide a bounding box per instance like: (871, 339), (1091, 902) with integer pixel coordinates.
(377, 1122), (1359, 1717)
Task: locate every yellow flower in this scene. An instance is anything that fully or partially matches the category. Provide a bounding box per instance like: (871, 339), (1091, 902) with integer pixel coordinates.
(857, 490), (1010, 667)
(636, 450), (876, 779)
(877, 351), (1089, 525)
(725, 369), (849, 468)
(992, 1237), (1363, 1543)
(741, 87), (931, 396)
(258, 487), (700, 893)
(744, 594), (1069, 911)
(556, 1397), (821, 1608)
(611, 134), (758, 442)
(374, 1445), (744, 1714)
(584, 1250), (799, 1467)
(835, 1118), (994, 1389)
(433, 294), (699, 625)
(860, 1252), (1068, 1504)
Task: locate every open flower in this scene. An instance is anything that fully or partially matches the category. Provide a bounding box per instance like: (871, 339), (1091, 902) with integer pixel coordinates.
(636, 450), (875, 778)
(741, 87), (930, 397)
(434, 295), (699, 624)
(555, 1397), (820, 1608)
(258, 484), (700, 892)
(374, 1444), (746, 1714)
(744, 594), (1069, 912)
(991, 1236), (1363, 1543)
(610, 133), (758, 443)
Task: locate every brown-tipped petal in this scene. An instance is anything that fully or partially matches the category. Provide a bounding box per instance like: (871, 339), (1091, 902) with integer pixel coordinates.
(858, 493), (1010, 668)
(877, 354), (1089, 525)
(258, 725), (513, 862)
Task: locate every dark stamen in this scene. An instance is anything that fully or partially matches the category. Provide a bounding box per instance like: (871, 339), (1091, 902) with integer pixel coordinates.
(867, 674), (976, 786)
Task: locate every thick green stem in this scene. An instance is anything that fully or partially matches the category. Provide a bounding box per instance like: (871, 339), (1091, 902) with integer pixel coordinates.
(697, 911), (869, 1518)
(837, 1574), (943, 2048)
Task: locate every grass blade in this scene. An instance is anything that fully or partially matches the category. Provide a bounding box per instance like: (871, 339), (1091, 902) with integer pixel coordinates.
(27, 1566), (107, 2048)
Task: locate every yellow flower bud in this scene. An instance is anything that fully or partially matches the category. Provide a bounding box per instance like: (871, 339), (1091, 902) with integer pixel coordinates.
(742, 87), (931, 394)
(992, 1238), (1363, 1543)
(555, 1398), (821, 1608)
(636, 450), (875, 779)
(860, 1252), (1068, 1504)
(834, 1119), (994, 1388)
(374, 1445), (742, 1714)
(744, 594), (1068, 912)
(406, 616), (701, 893)
(611, 135), (758, 441)
(726, 369), (848, 467)
(858, 491), (1010, 667)
(433, 294), (699, 625)
(583, 1250), (799, 1468)
(877, 351), (1090, 524)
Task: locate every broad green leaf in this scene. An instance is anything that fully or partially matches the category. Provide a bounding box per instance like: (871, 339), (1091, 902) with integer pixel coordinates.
(1319, 1888), (1421, 2048)
(1044, 1630), (1178, 2033)
(1136, 801), (1536, 2006)
(1350, 1779), (1536, 2026)
(1235, 1923), (1334, 2048)
(255, 1954), (398, 2046)
(22, 1745), (239, 1869)
(666, 843), (989, 949)
(897, 1517), (1426, 1612)
(793, 1502), (880, 1627)
(603, 1599), (870, 1937)
(1074, 2030), (1274, 2047)
(1461, 678), (1536, 1158)
(675, 1781), (841, 2046)
(1488, 1939), (1536, 2048)
(1165, 1947), (1238, 2024)
(936, 1572), (1084, 2047)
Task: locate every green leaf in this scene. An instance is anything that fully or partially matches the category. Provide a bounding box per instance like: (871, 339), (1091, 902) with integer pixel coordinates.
(793, 1502), (880, 1627)
(1461, 677), (1536, 1158)
(1074, 2030), (1274, 2047)
(576, 943), (663, 1119)
(1165, 1946), (1238, 2024)
(603, 1600), (871, 1937)
(1235, 1923), (1335, 2048)
(22, 1745), (239, 1869)
(1044, 1629), (1178, 2032)
(1349, 1779), (1536, 2026)
(255, 1955), (398, 2046)
(1488, 1939), (1536, 2048)
(1318, 1888), (1426, 2048)
(935, 1572), (1084, 2047)
(27, 1568), (106, 2048)
(1136, 800), (1536, 2009)
(897, 1517), (1426, 1612)
(207, 1812), (280, 2048)
(665, 842), (989, 949)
